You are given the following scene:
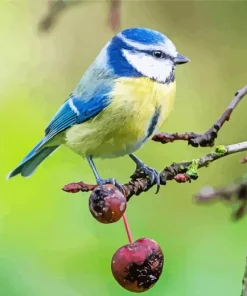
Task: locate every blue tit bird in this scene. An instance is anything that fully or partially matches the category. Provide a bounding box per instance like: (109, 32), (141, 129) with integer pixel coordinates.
(7, 27), (189, 193)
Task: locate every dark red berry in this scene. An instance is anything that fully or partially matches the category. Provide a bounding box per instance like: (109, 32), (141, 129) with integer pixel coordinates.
(89, 184), (127, 223)
(111, 238), (164, 292)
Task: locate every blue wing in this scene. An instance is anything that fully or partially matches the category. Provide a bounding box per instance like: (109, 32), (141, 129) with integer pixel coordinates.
(43, 85), (112, 144)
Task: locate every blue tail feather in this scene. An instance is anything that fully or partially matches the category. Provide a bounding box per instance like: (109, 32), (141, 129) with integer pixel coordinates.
(7, 139), (59, 179)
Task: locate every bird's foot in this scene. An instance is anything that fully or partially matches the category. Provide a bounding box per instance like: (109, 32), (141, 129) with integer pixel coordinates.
(96, 177), (124, 194)
(136, 163), (161, 194)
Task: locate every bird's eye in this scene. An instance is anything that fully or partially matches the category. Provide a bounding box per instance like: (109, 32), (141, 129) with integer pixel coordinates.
(153, 51), (163, 58)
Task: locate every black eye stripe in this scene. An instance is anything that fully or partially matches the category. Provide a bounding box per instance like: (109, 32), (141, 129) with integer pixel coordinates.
(130, 48), (174, 61)
(152, 51), (175, 61)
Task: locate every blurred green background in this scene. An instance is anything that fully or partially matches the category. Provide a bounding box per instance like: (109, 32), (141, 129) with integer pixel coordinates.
(1, 1), (247, 295)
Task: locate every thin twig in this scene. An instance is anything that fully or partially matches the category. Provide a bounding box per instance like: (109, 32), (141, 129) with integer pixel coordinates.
(195, 174), (247, 220)
(108, 0), (121, 31)
(241, 257), (247, 296)
(38, 0), (81, 32)
(152, 85), (247, 147)
(38, 0), (121, 33)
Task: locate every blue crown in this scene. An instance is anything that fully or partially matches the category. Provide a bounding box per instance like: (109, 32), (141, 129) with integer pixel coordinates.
(120, 27), (166, 46)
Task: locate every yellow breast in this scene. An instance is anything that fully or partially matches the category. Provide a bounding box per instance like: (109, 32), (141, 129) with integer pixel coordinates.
(65, 77), (176, 158)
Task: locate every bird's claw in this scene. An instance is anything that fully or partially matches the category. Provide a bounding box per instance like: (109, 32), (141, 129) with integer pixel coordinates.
(137, 164), (161, 194)
(96, 177), (124, 194)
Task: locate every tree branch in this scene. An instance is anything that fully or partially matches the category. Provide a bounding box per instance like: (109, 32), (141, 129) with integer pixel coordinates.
(152, 85), (247, 147)
(195, 173), (247, 221)
(38, 0), (81, 32)
(38, 0), (121, 33)
(108, 0), (121, 31)
(241, 257), (247, 296)
(63, 141), (247, 219)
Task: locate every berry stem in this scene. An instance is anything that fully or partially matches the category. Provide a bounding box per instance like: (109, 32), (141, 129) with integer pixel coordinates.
(122, 213), (133, 243)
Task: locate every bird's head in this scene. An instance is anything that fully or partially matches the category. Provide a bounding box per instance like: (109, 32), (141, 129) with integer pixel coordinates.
(103, 27), (189, 84)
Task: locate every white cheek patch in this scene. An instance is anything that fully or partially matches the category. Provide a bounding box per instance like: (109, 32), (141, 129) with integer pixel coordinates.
(122, 49), (173, 83)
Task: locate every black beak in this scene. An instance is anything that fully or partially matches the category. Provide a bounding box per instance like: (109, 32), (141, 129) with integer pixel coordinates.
(174, 53), (190, 65)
